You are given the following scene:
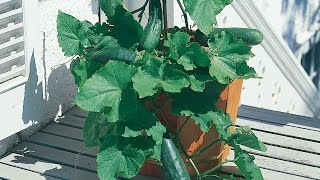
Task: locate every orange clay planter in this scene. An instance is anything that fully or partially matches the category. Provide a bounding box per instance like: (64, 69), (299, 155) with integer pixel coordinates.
(140, 79), (243, 177)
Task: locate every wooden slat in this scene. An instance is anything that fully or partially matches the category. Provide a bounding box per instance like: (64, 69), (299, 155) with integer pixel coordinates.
(0, 162), (60, 180)
(66, 106), (88, 118)
(41, 123), (83, 141)
(12, 142), (97, 173)
(251, 129), (320, 154)
(242, 144), (320, 168)
(27, 132), (98, 157)
(238, 105), (320, 131)
(237, 117), (320, 142)
(228, 151), (320, 179)
(56, 115), (85, 129)
(0, 153), (98, 180)
(220, 164), (310, 180)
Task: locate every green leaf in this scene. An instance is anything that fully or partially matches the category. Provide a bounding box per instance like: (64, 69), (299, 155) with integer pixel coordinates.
(183, 0), (232, 35)
(75, 61), (137, 112)
(131, 136), (157, 159)
(70, 58), (103, 88)
(132, 57), (190, 98)
(208, 31), (258, 84)
(106, 87), (166, 141)
(83, 111), (110, 147)
(189, 75), (213, 92)
(57, 11), (88, 56)
(134, 51), (153, 66)
(99, 0), (123, 17)
(146, 121), (166, 143)
(165, 32), (190, 60)
(109, 6), (143, 48)
(234, 145), (264, 180)
(172, 80), (226, 114)
(183, 111), (233, 135)
(90, 22), (110, 36)
(228, 126), (267, 152)
(115, 88), (160, 132)
(179, 42), (210, 70)
(165, 32), (210, 70)
(208, 111), (233, 140)
(97, 135), (145, 180)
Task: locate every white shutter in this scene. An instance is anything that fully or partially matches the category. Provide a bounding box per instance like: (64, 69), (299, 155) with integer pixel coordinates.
(0, 0), (25, 84)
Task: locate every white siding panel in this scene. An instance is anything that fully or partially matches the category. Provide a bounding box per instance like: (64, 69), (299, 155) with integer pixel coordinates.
(0, 0), (25, 85)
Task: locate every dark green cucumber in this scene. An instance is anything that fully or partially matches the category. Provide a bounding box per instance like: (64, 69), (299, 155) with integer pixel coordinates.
(93, 47), (136, 64)
(161, 138), (191, 180)
(209, 28), (263, 46)
(140, 0), (162, 52)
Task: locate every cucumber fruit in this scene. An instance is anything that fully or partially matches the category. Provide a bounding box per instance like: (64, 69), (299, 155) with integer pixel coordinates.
(92, 47), (136, 64)
(161, 138), (191, 180)
(209, 28), (263, 46)
(140, 0), (163, 52)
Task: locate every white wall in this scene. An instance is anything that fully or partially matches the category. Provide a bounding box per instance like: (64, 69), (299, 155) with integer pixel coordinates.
(0, 0), (99, 144)
(253, 0), (320, 58)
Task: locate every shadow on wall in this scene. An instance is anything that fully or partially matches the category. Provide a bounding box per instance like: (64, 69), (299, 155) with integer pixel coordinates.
(281, 0), (320, 51)
(22, 51), (75, 126)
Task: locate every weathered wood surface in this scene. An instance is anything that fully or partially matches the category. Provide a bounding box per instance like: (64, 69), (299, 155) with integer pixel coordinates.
(0, 105), (319, 180)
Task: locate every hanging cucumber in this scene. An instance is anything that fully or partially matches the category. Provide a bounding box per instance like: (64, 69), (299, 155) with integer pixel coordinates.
(140, 0), (163, 52)
(92, 47), (136, 64)
(161, 138), (191, 180)
(209, 28), (263, 46)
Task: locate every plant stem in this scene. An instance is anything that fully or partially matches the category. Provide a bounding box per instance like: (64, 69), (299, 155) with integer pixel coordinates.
(162, 0), (168, 39)
(189, 158), (201, 177)
(200, 160), (235, 178)
(177, 140), (201, 179)
(131, 0), (149, 14)
(176, 0), (189, 30)
(190, 138), (220, 158)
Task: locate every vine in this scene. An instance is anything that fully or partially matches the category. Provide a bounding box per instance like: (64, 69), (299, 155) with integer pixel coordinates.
(57, 0), (266, 179)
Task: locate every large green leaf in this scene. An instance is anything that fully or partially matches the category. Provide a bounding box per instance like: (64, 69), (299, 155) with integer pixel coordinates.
(234, 145), (264, 180)
(108, 6), (143, 48)
(83, 111), (111, 147)
(70, 58), (103, 88)
(180, 42), (211, 69)
(171, 80), (226, 114)
(183, 0), (232, 35)
(57, 11), (88, 56)
(228, 126), (267, 152)
(132, 57), (190, 98)
(97, 135), (145, 180)
(165, 31), (190, 60)
(114, 88), (166, 135)
(208, 31), (258, 84)
(75, 61), (137, 112)
(165, 32), (210, 70)
(99, 0), (123, 17)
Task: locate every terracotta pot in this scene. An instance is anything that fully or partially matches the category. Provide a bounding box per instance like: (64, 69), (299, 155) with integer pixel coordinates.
(139, 79), (243, 177)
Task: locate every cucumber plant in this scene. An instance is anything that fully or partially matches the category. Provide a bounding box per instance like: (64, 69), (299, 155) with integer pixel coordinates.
(57, 0), (266, 179)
